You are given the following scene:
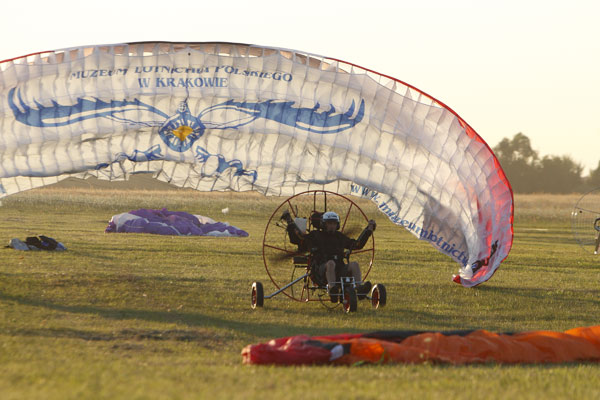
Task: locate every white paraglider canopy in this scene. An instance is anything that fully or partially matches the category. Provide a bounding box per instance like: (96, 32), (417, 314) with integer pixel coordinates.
(0, 42), (513, 287)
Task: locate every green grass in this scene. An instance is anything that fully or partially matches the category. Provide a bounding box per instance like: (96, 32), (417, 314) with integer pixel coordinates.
(1, 187), (599, 399)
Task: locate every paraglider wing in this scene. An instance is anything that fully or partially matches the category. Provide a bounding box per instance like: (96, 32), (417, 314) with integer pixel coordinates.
(0, 42), (513, 286)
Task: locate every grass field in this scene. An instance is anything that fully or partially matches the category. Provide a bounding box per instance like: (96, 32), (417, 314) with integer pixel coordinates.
(1, 184), (599, 399)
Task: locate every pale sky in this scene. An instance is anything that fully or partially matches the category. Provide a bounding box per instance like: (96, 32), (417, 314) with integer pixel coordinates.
(2, 0), (599, 173)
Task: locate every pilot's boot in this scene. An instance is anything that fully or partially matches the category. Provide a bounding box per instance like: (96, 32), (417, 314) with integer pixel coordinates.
(328, 284), (341, 303)
(357, 281), (372, 300)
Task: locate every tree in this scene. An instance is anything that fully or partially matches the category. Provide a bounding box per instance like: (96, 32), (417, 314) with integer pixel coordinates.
(493, 133), (586, 193)
(493, 133), (540, 193)
(588, 161), (600, 188)
(537, 155), (583, 193)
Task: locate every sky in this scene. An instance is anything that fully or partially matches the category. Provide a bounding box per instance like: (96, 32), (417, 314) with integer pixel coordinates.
(2, 0), (599, 173)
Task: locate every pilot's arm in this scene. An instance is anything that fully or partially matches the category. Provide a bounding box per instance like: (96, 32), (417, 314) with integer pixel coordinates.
(282, 210), (305, 246)
(353, 219), (376, 250)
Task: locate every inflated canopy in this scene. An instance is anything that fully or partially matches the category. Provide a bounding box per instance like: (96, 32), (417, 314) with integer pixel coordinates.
(0, 42), (513, 286)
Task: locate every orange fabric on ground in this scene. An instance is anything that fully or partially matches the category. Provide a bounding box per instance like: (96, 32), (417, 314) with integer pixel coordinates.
(326, 325), (600, 364)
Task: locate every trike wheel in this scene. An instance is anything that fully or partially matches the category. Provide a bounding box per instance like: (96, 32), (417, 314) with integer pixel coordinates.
(343, 286), (358, 313)
(251, 281), (264, 309)
(370, 283), (386, 309)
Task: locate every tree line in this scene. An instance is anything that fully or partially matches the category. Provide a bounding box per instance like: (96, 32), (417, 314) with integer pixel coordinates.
(493, 133), (600, 193)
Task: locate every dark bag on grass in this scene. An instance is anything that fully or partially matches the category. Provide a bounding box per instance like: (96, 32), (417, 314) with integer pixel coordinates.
(25, 235), (59, 251)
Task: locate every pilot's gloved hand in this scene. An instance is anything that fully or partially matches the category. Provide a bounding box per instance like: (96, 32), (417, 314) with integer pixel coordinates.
(280, 210), (293, 223)
(367, 219), (377, 231)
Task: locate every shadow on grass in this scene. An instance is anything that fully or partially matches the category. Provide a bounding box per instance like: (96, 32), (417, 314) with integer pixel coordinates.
(5, 278), (598, 342)
(0, 271), (207, 285)
(3, 326), (227, 343)
(476, 284), (600, 302)
(0, 287), (481, 339)
(514, 237), (580, 248)
(474, 285), (600, 324)
(0, 292), (361, 339)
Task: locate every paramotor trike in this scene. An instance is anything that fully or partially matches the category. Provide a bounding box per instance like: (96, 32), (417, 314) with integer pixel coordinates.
(251, 190), (387, 313)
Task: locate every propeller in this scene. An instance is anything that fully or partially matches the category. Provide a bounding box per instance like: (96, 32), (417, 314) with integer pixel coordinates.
(340, 224), (363, 238)
(266, 248), (305, 262)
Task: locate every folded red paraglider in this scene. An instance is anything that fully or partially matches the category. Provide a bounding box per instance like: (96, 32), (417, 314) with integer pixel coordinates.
(242, 325), (600, 365)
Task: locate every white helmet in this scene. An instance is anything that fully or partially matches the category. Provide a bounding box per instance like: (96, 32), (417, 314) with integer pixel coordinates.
(322, 211), (340, 229)
(322, 211), (340, 222)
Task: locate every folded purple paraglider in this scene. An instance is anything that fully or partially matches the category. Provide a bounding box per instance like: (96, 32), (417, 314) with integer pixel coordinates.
(105, 208), (248, 237)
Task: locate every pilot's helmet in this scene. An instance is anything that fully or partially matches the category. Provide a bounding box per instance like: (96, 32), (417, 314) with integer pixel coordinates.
(322, 211), (340, 230)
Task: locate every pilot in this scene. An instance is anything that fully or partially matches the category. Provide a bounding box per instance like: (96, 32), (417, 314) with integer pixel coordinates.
(282, 210), (375, 302)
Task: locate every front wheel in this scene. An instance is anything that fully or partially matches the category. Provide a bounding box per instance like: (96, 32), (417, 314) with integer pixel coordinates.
(343, 287), (358, 313)
(370, 284), (387, 309)
(251, 282), (264, 309)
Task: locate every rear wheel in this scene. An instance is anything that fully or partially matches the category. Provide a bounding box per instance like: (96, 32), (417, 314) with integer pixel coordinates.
(251, 282), (264, 309)
(370, 284), (386, 309)
(343, 287), (358, 313)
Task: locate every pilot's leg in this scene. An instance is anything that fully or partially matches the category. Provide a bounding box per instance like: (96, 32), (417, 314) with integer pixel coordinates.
(325, 260), (336, 285)
(348, 261), (361, 282)
(348, 261), (371, 298)
(325, 260), (339, 303)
